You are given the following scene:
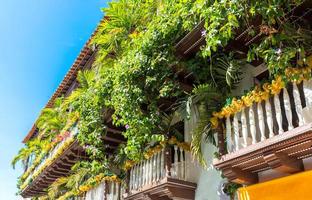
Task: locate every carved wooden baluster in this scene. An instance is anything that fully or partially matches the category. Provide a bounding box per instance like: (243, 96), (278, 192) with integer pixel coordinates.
(149, 157), (152, 184)
(136, 164), (140, 189)
(142, 160), (145, 187)
(293, 83), (304, 126)
(111, 182), (115, 200)
(115, 182), (119, 200)
(303, 80), (312, 107)
(153, 154), (157, 183)
(233, 113), (240, 151)
(257, 102), (266, 141)
(141, 162), (144, 187)
(265, 98), (274, 138)
(157, 151), (162, 180)
(274, 93), (284, 134)
(160, 148), (164, 179)
(226, 116), (233, 152)
(155, 152), (160, 181)
(131, 166), (135, 191)
(129, 167), (133, 191)
(179, 147), (185, 180)
(241, 108), (248, 147)
(133, 165), (137, 190)
(137, 163), (141, 189)
(283, 87), (294, 130)
(145, 160), (148, 185)
(248, 106), (257, 144)
(140, 162), (144, 187)
(174, 145), (179, 178)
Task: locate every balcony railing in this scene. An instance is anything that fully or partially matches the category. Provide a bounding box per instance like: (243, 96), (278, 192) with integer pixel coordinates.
(83, 181), (122, 200)
(125, 144), (197, 200)
(21, 125), (79, 191)
(213, 78), (312, 184)
(224, 80), (312, 153)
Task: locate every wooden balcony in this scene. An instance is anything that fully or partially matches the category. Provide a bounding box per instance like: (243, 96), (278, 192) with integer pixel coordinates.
(124, 145), (197, 200)
(80, 181), (122, 200)
(213, 80), (312, 185)
(21, 139), (83, 198)
(20, 124), (125, 198)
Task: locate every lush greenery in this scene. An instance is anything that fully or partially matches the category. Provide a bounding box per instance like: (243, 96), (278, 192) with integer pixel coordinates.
(12, 0), (312, 199)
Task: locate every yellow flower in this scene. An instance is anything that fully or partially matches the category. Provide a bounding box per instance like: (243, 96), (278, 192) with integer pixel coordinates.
(210, 117), (219, 129)
(242, 94), (253, 107)
(231, 98), (244, 113)
(271, 76), (285, 95)
(212, 111), (223, 119)
(168, 137), (177, 145)
(260, 90), (270, 101)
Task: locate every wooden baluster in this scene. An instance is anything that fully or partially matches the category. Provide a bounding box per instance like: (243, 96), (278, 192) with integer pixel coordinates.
(241, 108), (248, 147)
(249, 106), (257, 144)
(115, 182), (119, 200)
(135, 165), (138, 190)
(265, 98), (274, 138)
(283, 87), (294, 130)
(233, 113), (240, 151)
(132, 165), (136, 191)
(257, 102), (266, 141)
(110, 182), (114, 200)
(141, 161), (145, 187)
(226, 116), (233, 152)
(149, 158), (152, 184)
(174, 145), (179, 178)
(147, 159), (151, 185)
(143, 160), (147, 186)
(160, 148), (164, 179)
(274, 93), (284, 134)
(138, 163), (141, 189)
(152, 155), (156, 183)
(155, 153), (159, 181)
(179, 147), (185, 180)
(139, 162), (143, 188)
(303, 80), (312, 107)
(293, 83), (304, 126)
(157, 152), (161, 181)
(140, 162), (144, 187)
(129, 168), (133, 191)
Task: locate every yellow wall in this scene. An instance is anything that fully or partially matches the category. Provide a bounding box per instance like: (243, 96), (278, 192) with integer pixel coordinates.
(238, 170), (312, 200)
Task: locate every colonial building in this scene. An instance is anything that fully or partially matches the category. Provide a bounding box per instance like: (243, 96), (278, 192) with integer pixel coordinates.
(16, 1), (312, 200)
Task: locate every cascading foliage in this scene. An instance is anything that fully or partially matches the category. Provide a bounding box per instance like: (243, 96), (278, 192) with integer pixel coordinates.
(12, 0), (312, 199)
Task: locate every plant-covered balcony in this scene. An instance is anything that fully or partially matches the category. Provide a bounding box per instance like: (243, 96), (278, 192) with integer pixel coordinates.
(20, 125), (83, 197)
(124, 138), (197, 200)
(213, 57), (312, 184)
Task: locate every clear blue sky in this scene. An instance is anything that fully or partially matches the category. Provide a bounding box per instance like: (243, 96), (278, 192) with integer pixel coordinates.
(0, 0), (108, 199)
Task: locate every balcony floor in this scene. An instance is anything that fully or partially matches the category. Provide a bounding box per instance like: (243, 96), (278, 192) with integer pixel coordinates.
(124, 177), (197, 200)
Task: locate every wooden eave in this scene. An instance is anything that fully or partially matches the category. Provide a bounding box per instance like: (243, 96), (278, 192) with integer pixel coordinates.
(213, 123), (312, 185)
(124, 177), (197, 200)
(174, 3), (312, 62)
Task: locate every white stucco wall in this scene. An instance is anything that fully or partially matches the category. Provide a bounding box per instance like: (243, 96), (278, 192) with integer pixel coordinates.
(194, 143), (225, 200)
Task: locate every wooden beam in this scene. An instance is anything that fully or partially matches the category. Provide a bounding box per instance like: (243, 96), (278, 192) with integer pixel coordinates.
(224, 167), (258, 185)
(264, 152), (303, 174)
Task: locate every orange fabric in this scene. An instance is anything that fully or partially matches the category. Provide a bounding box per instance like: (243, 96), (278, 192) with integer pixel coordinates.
(237, 170), (312, 200)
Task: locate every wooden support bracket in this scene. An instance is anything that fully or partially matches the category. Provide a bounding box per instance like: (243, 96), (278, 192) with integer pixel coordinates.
(263, 152), (303, 174)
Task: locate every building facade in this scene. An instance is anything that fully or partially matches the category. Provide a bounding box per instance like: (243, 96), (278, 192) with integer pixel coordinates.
(14, 1), (312, 200)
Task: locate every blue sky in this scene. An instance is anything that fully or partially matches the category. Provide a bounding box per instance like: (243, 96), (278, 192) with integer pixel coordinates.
(0, 0), (108, 199)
